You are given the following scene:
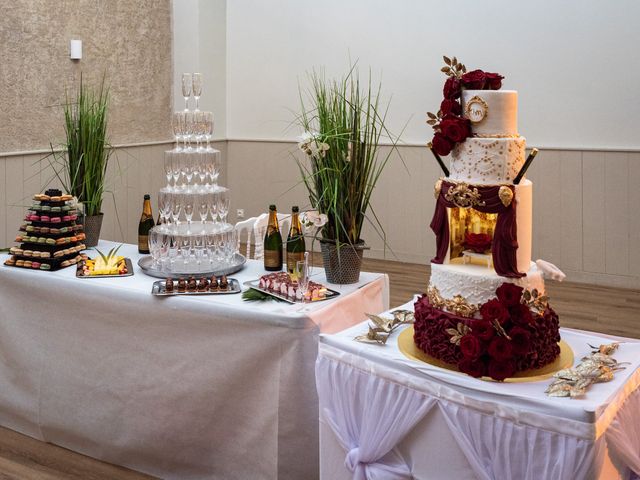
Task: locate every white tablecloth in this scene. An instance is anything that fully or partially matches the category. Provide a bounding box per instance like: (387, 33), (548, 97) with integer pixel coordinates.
(317, 299), (640, 480)
(0, 241), (389, 480)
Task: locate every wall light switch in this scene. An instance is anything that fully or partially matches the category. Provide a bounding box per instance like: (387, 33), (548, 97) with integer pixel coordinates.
(70, 39), (82, 60)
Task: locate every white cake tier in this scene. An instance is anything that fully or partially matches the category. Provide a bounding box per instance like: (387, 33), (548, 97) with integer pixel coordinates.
(430, 261), (545, 307)
(444, 179), (532, 272)
(449, 136), (526, 185)
(462, 90), (518, 136)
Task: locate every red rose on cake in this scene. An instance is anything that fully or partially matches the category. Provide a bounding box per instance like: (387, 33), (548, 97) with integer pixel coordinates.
(488, 360), (516, 381)
(464, 232), (492, 253)
(460, 69), (487, 89)
(509, 326), (532, 355)
(431, 132), (454, 157)
(471, 320), (495, 341)
(495, 283), (523, 307)
(439, 114), (471, 143)
(484, 72), (504, 90)
(480, 298), (509, 324)
(459, 334), (483, 359)
(488, 336), (513, 361)
(509, 303), (534, 326)
(443, 76), (461, 99)
(440, 99), (462, 116)
(459, 358), (485, 378)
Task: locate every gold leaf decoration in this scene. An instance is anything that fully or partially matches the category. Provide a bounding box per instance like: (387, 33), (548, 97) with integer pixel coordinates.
(498, 186), (514, 207)
(354, 310), (414, 345)
(446, 322), (471, 345)
(545, 343), (626, 398)
(444, 182), (486, 209)
(434, 179), (443, 199)
(427, 285), (479, 318)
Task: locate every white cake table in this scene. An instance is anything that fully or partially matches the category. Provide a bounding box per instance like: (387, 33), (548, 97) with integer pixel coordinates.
(0, 240), (389, 480)
(317, 300), (640, 480)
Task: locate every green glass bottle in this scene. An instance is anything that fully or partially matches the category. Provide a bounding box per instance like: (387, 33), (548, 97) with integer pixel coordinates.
(286, 206), (306, 274)
(138, 194), (155, 254)
(263, 204), (283, 271)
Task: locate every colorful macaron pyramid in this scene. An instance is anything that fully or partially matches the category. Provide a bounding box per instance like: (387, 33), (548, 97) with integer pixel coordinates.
(4, 189), (87, 271)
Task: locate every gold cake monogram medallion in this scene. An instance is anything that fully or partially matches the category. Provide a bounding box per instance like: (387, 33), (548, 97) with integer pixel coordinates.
(465, 95), (489, 123)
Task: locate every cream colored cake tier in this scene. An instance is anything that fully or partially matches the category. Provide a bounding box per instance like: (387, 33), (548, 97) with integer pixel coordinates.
(461, 90), (518, 136)
(429, 261), (545, 313)
(444, 179), (532, 272)
(449, 136), (526, 185)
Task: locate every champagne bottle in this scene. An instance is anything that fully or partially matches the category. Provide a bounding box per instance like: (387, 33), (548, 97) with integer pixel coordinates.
(263, 204), (283, 271)
(286, 206), (306, 274)
(138, 194), (155, 254)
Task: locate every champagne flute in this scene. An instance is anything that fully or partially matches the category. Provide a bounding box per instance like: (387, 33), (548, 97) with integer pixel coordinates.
(181, 73), (192, 111)
(217, 189), (230, 224)
(183, 194), (194, 230)
(171, 152), (182, 190)
(164, 151), (173, 189)
(192, 73), (203, 111)
(197, 151), (208, 186)
(171, 194), (183, 224)
(184, 111), (195, 150)
(197, 192), (209, 224)
(172, 112), (182, 151)
(295, 256), (310, 302)
(204, 111), (214, 150)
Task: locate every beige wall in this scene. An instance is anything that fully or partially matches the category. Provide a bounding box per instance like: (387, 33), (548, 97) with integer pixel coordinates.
(226, 140), (640, 289)
(0, 0), (172, 153)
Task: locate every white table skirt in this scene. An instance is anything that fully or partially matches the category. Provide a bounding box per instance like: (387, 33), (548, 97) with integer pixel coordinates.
(317, 299), (640, 480)
(0, 241), (389, 480)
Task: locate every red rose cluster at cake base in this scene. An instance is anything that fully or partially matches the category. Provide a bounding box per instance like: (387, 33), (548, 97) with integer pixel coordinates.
(413, 282), (561, 381)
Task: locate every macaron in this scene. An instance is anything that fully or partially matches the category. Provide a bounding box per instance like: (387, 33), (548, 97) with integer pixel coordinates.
(23, 261), (32, 268)
(69, 214), (77, 221)
(40, 216), (50, 222)
(40, 205), (51, 212)
(51, 206), (61, 213)
(31, 262), (41, 269)
(29, 215), (39, 221)
(50, 217), (61, 224)
(4, 258), (16, 266)
(25, 226), (35, 232)
(62, 215), (71, 222)
(53, 250), (64, 258)
(50, 228), (60, 234)
(60, 260), (71, 267)
(23, 250), (33, 257)
(50, 196), (62, 202)
(61, 194), (73, 201)
(16, 260), (25, 267)
(40, 263), (51, 270)
(37, 237), (46, 244)
(46, 238), (56, 245)
(40, 227), (50, 233)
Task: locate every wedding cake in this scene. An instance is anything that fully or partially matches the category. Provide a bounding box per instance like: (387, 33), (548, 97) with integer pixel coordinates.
(414, 58), (565, 381)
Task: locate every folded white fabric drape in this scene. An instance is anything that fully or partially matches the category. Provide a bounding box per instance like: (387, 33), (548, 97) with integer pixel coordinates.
(437, 400), (605, 480)
(606, 387), (640, 479)
(316, 356), (436, 480)
(317, 353), (639, 480)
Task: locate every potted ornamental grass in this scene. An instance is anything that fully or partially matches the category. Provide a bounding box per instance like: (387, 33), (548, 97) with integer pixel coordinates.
(46, 75), (112, 247)
(296, 66), (399, 283)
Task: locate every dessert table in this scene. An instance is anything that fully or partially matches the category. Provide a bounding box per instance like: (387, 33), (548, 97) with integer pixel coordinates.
(0, 240), (389, 480)
(317, 299), (640, 480)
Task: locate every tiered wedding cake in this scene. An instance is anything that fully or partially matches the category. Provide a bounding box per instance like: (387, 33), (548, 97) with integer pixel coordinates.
(414, 58), (564, 381)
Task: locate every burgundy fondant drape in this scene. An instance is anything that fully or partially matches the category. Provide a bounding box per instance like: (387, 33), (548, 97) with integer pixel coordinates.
(430, 181), (524, 278)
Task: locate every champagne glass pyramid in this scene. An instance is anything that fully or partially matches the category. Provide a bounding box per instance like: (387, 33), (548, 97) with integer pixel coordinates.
(145, 74), (241, 276)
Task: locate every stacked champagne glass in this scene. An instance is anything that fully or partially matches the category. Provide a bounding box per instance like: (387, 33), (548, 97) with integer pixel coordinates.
(147, 73), (240, 275)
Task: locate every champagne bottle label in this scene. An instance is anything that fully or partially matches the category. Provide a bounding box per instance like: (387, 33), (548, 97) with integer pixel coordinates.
(264, 249), (282, 269)
(286, 250), (304, 273)
(138, 234), (149, 252)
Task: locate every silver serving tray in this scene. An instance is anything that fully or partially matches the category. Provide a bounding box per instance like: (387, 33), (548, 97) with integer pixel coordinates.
(243, 279), (340, 304)
(76, 258), (134, 278)
(152, 278), (241, 296)
(138, 253), (246, 279)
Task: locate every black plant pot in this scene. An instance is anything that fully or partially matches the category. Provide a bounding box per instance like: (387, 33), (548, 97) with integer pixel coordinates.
(319, 240), (367, 284)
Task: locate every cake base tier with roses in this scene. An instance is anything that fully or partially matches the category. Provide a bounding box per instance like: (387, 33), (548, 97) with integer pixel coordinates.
(413, 282), (561, 381)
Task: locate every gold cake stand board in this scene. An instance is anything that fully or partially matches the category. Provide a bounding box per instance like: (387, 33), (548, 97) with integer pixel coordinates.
(398, 326), (574, 383)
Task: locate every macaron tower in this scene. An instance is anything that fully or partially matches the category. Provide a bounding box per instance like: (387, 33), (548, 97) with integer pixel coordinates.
(4, 189), (87, 271)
